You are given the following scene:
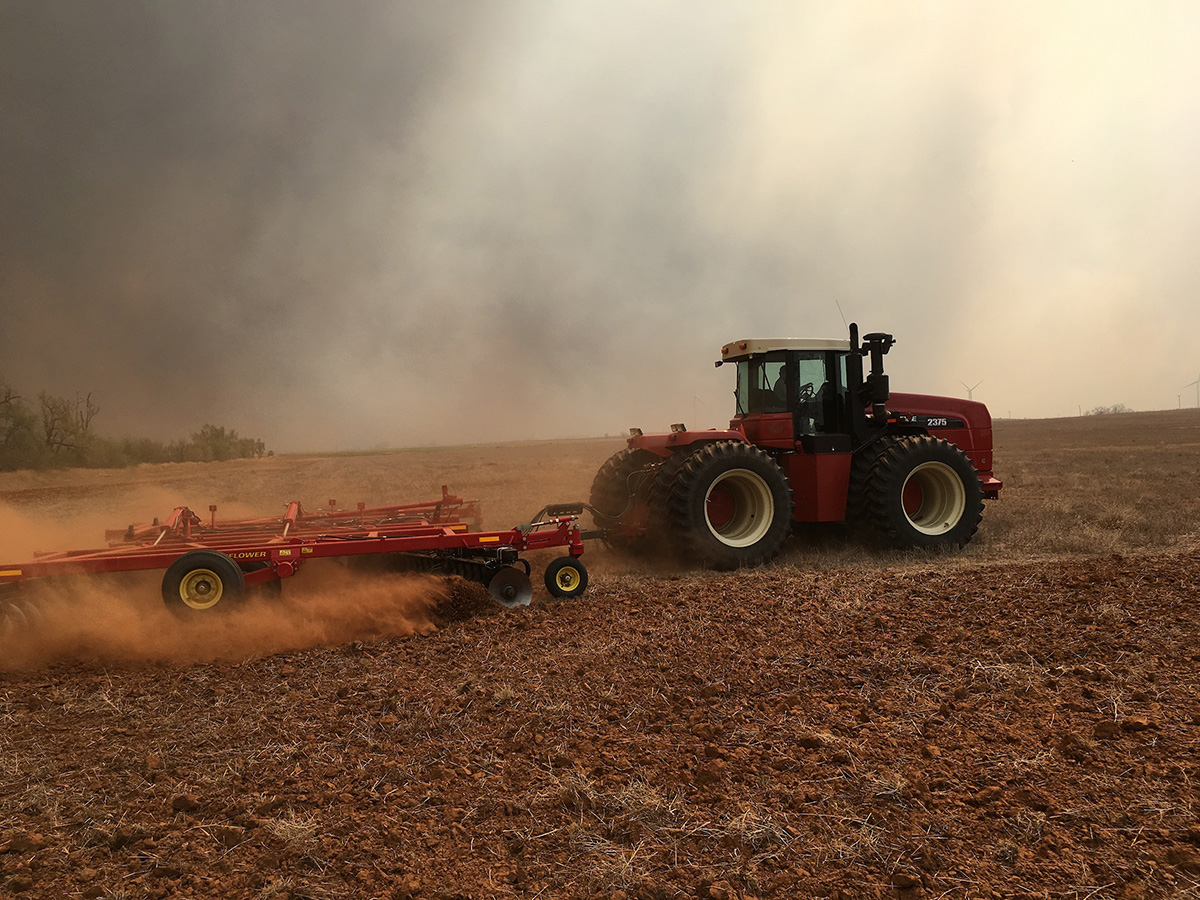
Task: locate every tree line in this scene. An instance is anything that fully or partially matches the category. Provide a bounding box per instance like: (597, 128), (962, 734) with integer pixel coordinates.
(0, 382), (268, 472)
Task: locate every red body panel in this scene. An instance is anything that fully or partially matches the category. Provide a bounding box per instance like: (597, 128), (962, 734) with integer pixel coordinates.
(628, 429), (746, 457)
(738, 413), (795, 450)
(783, 450), (852, 521)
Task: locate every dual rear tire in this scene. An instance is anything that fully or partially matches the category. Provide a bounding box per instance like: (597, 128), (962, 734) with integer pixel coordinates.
(588, 448), (659, 552)
(592, 441), (793, 570)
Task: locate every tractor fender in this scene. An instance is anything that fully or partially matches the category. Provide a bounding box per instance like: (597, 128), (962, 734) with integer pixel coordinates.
(627, 429), (747, 459)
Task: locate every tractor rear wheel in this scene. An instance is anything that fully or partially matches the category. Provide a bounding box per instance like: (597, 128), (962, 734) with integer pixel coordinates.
(864, 435), (983, 549)
(645, 448), (693, 547)
(589, 448), (657, 550)
(665, 441), (793, 569)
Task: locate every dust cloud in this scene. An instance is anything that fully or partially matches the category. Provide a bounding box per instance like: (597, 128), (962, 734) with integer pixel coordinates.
(0, 487), (229, 562)
(3, 3), (1199, 449)
(0, 563), (447, 672)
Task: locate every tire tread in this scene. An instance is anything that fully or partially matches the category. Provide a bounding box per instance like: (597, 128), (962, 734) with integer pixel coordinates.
(863, 435), (983, 549)
(665, 441), (793, 569)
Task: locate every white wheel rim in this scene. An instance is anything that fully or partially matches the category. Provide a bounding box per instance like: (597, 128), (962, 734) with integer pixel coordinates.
(901, 462), (966, 535)
(704, 468), (774, 547)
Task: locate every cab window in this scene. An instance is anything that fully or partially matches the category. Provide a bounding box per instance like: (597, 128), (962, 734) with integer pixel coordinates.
(793, 352), (832, 433)
(735, 354), (788, 414)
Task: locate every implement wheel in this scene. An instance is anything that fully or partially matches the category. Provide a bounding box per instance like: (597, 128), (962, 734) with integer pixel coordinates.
(544, 556), (588, 599)
(864, 435), (983, 549)
(162, 550), (245, 616)
(666, 441), (793, 569)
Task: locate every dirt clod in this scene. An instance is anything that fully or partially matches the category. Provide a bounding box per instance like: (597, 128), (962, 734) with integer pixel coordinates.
(0, 833), (46, 855)
(171, 793), (201, 813)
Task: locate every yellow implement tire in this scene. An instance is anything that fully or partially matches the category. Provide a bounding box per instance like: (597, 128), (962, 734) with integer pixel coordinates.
(544, 556), (589, 599)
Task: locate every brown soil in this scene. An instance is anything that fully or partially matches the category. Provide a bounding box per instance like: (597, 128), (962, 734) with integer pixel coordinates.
(2, 415), (1200, 899)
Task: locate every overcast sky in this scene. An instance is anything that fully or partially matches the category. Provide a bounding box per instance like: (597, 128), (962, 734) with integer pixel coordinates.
(2, 2), (1198, 451)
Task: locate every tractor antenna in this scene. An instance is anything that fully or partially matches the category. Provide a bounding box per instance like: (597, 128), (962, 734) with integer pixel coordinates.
(833, 298), (849, 330)
(959, 379), (983, 401)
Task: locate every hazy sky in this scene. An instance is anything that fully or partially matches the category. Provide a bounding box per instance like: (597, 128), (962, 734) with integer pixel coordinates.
(2, 2), (1199, 450)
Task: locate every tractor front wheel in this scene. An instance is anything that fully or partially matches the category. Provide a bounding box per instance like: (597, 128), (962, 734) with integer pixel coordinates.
(665, 441), (793, 569)
(864, 436), (983, 549)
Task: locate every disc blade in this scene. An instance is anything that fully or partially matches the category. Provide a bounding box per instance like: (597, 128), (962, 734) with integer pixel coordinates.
(0, 598), (30, 640)
(487, 567), (533, 609)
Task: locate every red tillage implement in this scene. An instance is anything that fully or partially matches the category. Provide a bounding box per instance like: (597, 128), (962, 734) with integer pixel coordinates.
(0, 487), (590, 627)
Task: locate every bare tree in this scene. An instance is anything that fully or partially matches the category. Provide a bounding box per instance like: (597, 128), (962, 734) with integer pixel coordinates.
(0, 381), (41, 469)
(1, 383), (27, 450)
(39, 391), (99, 455)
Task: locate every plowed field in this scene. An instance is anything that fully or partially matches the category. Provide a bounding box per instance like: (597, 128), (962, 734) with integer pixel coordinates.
(2, 411), (1200, 900)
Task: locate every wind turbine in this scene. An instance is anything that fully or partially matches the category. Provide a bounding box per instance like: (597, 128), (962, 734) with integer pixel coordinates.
(1186, 374), (1200, 408)
(960, 379), (983, 401)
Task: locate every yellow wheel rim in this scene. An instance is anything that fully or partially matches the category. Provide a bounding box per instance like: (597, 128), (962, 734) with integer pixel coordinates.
(179, 568), (225, 610)
(554, 566), (581, 592)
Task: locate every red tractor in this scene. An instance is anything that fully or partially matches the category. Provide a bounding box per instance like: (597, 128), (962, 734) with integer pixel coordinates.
(589, 325), (1002, 568)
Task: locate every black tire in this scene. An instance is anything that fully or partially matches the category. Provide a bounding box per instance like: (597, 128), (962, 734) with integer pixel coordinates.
(161, 550), (246, 616)
(863, 435), (984, 549)
(544, 556), (589, 599)
(589, 448), (658, 550)
(665, 441), (793, 569)
(644, 448), (694, 547)
(846, 436), (900, 526)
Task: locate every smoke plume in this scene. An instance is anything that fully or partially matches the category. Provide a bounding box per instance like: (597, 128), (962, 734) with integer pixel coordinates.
(3, 2), (1199, 450)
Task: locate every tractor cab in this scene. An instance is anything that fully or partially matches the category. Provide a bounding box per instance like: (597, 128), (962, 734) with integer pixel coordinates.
(718, 327), (893, 452)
